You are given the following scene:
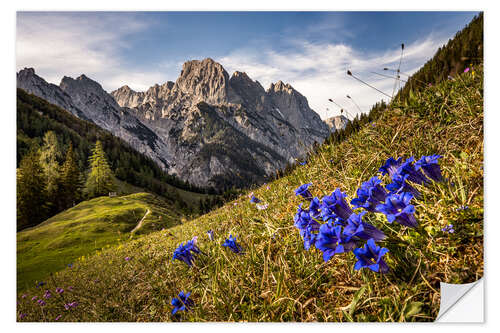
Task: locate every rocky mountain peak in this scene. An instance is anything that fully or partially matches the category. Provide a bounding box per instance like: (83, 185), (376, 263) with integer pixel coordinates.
(176, 58), (232, 105)
(17, 67), (36, 77)
(268, 80), (295, 94)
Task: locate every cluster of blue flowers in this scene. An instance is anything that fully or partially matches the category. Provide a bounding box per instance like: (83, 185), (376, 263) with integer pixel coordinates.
(171, 230), (244, 315)
(293, 155), (443, 273)
(172, 237), (201, 267)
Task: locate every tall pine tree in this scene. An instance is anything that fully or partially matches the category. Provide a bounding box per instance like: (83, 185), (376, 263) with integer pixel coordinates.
(84, 140), (115, 198)
(17, 148), (47, 230)
(60, 143), (82, 208)
(39, 131), (62, 213)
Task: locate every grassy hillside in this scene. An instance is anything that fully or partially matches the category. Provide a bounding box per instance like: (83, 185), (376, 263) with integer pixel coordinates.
(17, 192), (186, 292)
(17, 66), (483, 322)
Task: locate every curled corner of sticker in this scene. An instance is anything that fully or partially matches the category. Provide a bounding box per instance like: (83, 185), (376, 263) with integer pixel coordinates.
(435, 278), (484, 322)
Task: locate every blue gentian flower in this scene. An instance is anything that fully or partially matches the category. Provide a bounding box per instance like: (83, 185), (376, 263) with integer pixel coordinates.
(415, 155), (443, 182)
(396, 157), (429, 185)
(36, 281), (46, 288)
(300, 226), (318, 250)
(172, 237), (201, 266)
(207, 230), (214, 241)
(222, 234), (243, 254)
(293, 205), (321, 250)
(309, 197), (321, 219)
(315, 223), (357, 262)
(351, 177), (388, 211)
(294, 183), (313, 200)
(386, 173), (421, 198)
(343, 212), (386, 242)
(171, 291), (193, 315)
(455, 205), (469, 212)
(376, 192), (418, 228)
(353, 238), (389, 273)
(379, 157), (403, 177)
(320, 188), (353, 220)
(299, 161), (307, 165)
(442, 224), (455, 233)
(250, 195), (261, 204)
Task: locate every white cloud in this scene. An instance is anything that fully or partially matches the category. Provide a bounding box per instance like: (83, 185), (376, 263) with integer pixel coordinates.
(16, 12), (169, 92)
(218, 35), (448, 119)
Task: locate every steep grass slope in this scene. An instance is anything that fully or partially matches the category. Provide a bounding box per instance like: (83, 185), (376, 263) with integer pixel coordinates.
(17, 192), (184, 292)
(17, 68), (483, 322)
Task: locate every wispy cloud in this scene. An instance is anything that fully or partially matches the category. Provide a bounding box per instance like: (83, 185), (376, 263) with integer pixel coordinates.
(218, 34), (448, 119)
(16, 12), (170, 92)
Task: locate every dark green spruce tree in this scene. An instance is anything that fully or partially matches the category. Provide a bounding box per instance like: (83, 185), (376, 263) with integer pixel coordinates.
(17, 148), (47, 230)
(60, 143), (82, 209)
(84, 140), (115, 198)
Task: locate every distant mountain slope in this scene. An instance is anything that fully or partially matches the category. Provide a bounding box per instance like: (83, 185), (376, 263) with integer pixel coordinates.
(17, 58), (330, 190)
(16, 192), (183, 291)
(17, 89), (207, 203)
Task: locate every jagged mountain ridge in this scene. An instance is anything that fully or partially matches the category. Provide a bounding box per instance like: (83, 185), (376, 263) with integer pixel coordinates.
(17, 58), (330, 189)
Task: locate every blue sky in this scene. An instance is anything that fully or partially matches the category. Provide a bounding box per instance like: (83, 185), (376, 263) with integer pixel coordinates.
(17, 11), (479, 119)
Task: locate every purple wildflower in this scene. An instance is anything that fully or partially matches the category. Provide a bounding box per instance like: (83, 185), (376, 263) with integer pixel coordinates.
(256, 203), (268, 210)
(19, 313), (26, 320)
(464, 67), (470, 73)
(124, 256), (131, 261)
(37, 299), (46, 306)
(344, 212), (386, 242)
(56, 288), (64, 294)
(294, 204), (321, 250)
(55, 315), (62, 321)
(31, 296), (37, 301)
(207, 230), (214, 241)
(64, 302), (78, 310)
(379, 157), (403, 178)
(353, 238), (390, 273)
(442, 224), (455, 233)
(222, 234), (243, 254)
(351, 177), (388, 211)
(308, 197), (321, 219)
(415, 155), (443, 182)
(294, 183), (313, 200)
(250, 195), (261, 204)
(171, 291), (193, 315)
(396, 157), (429, 185)
(43, 290), (52, 299)
(172, 237), (201, 266)
(386, 173), (421, 198)
(315, 223), (357, 262)
(376, 192), (418, 228)
(21, 294), (27, 299)
(320, 188), (353, 221)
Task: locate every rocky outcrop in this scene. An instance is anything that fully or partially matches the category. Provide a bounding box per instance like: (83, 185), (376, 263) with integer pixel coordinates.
(324, 115), (349, 132)
(17, 58), (330, 189)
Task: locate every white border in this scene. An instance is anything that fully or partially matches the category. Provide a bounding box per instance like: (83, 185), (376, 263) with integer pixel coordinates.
(2, 1), (498, 332)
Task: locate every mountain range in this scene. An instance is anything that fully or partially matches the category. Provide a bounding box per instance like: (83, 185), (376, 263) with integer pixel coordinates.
(17, 58), (332, 189)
